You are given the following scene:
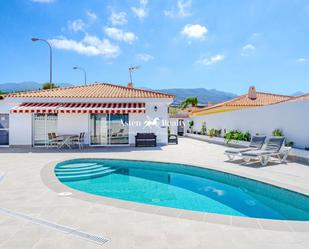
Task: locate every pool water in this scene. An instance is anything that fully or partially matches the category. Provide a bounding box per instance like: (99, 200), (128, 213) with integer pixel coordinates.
(55, 159), (309, 220)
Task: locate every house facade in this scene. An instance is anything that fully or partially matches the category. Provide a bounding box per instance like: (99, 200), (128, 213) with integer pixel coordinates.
(0, 83), (174, 147)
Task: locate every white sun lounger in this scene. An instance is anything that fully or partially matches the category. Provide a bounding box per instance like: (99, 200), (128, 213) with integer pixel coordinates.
(224, 135), (266, 160)
(241, 137), (288, 166)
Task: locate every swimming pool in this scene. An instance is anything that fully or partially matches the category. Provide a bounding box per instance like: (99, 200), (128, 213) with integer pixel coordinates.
(54, 159), (309, 221)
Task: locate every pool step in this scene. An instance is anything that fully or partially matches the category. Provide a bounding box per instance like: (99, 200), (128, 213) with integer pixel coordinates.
(55, 164), (107, 173)
(57, 163), (99, 169)
(55, 166), (112, 176)
(57, 168), (118, 182)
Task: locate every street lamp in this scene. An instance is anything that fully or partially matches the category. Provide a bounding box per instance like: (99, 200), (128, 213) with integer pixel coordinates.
(128, 65), (140, 84)
(31, 37), (53, 85)
(73, 66), (87, 85)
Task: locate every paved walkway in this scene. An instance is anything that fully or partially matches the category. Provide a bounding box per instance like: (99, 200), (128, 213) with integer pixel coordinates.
(0, 138), (309, 249)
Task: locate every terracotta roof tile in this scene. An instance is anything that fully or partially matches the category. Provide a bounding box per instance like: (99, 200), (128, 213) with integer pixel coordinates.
(193, 92), (293, 114)
(6, 83), (175, 99)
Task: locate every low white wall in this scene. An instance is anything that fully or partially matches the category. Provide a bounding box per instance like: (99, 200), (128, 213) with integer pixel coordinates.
(192, 100), (309, 149)
(9, 113), (32, 146)
(57, 114), (90, 144)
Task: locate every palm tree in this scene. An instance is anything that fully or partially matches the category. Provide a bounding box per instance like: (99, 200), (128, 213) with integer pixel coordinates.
(180, 96), (198, 109)
(42, 82), (57, 89)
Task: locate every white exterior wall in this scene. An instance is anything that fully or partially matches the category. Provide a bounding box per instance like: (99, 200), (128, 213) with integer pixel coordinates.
(57, 114), (90, 144)
(9, 113), (32, 145)
(192, 100), (309, 149)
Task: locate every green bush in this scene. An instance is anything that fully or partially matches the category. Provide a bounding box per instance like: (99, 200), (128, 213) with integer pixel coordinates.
(224, 130), (251, 143)
(272, 129), (283, 137)
(189, 121), (194, 128)
(208, 128), (222, 138)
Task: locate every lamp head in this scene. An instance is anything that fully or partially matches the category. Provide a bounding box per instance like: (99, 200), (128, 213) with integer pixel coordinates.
(31, 38), (39, 42)
(73, 66), (78, 70)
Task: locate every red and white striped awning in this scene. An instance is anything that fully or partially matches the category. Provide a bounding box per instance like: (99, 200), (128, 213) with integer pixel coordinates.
(10, 102), (146, 114)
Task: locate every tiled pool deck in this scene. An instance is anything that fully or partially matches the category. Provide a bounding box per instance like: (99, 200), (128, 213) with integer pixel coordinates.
(1, 137), (309, 249)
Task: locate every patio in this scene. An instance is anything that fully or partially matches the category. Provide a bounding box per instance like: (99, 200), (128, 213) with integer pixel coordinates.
(1, 137), (309, 249)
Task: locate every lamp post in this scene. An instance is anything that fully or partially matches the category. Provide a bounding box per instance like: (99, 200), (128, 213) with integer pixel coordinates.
(73, 66), (87, 85)
(128, 65), (140, 84)
(31, 38), (53, 85)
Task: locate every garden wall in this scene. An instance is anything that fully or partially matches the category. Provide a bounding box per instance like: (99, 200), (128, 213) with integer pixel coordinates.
(192, 99), (309, 149)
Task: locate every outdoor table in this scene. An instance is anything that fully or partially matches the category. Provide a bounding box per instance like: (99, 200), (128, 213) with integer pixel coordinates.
(57, 134), (78, 149)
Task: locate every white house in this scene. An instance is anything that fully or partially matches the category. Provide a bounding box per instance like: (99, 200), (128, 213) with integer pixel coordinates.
(0, 83), (174, 147)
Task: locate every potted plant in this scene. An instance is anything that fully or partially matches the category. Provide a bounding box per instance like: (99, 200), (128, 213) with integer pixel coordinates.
(189, 120), (194, 133)
(201, 122), (207, 135)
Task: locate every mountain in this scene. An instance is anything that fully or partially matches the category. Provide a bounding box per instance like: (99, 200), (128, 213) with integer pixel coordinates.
(291, 91), (305, 96)
(156, 88), (237, 105)
(0, 82), (73, 92)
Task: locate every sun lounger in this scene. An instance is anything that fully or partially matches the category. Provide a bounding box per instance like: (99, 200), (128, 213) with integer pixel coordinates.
(224, 135), (266, 160)
(241, 137), (287, 166)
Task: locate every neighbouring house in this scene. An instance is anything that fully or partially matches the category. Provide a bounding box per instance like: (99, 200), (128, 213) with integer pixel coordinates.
(189, 86), (309, 148)
(191, 86), (293, 116)
(0, 83), (174, 147)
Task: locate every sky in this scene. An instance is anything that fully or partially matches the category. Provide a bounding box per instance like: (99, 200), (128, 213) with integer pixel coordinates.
(0, 0), (309, 95)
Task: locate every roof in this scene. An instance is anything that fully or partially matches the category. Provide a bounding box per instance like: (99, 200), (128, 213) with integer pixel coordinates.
(192, 92), (293, 115)
(6, 83), (175, 99)
(290, 93), (309, 101)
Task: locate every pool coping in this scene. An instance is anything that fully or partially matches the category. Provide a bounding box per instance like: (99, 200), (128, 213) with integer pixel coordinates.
(40, 158), (309, 233)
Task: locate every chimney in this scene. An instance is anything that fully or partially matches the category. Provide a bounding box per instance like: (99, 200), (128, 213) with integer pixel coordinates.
(127, 82), (133, 88)
(248, 86), (257, 100)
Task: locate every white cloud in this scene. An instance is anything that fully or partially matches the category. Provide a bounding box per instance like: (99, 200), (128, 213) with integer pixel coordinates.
(68, 19), (86, 32)
(131, 0), (148, 19)
(296, 58), (307, 63)
(86, 11), (97, 21)
(31, 0), (55, 3)
(109, 11), (128, 26)
(181, 24), (207, 40)
(104, 27), (137, 44)
(137, 53), (154, 62)
(49, 35), (120, 58)
(164, 0), (191, 18)
(241, 43), (256, 56)
(196, 54), (225, 66)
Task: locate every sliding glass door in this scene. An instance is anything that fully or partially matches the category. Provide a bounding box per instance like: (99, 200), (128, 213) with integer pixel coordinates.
(0, 114), (9, 146)
(33, 114), (58, 146)
(90, 114), (109, 145)
(90, 114), (129, 145)
(110, 114), (129, 144)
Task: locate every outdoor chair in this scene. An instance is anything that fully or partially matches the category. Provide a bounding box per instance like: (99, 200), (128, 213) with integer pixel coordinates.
(71, 132), (85, 149)
(48, 132), (63, 148)
(224, 135), (266, 160)
(47, 133), (57, 147)
(240, 137), (287, 166)
(168, 134), (178, 144)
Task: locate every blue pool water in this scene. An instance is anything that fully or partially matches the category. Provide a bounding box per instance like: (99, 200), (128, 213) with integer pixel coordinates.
(55, 159), (309, 220)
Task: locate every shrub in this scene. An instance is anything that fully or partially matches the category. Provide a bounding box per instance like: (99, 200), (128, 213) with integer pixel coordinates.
(286, 141), (294, 147)
(189, 120), (194, 128)
(224, 130), (251, 143)
(208, 128), (222, 138)
(272, 129), (284, 137)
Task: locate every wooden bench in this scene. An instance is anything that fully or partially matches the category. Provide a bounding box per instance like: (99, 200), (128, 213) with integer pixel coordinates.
(135, 133), (157, 147)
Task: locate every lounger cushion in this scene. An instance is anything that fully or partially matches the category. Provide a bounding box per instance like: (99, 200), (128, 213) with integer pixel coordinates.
(225, 148), (253, 154)
(241, 150), (277, 157)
